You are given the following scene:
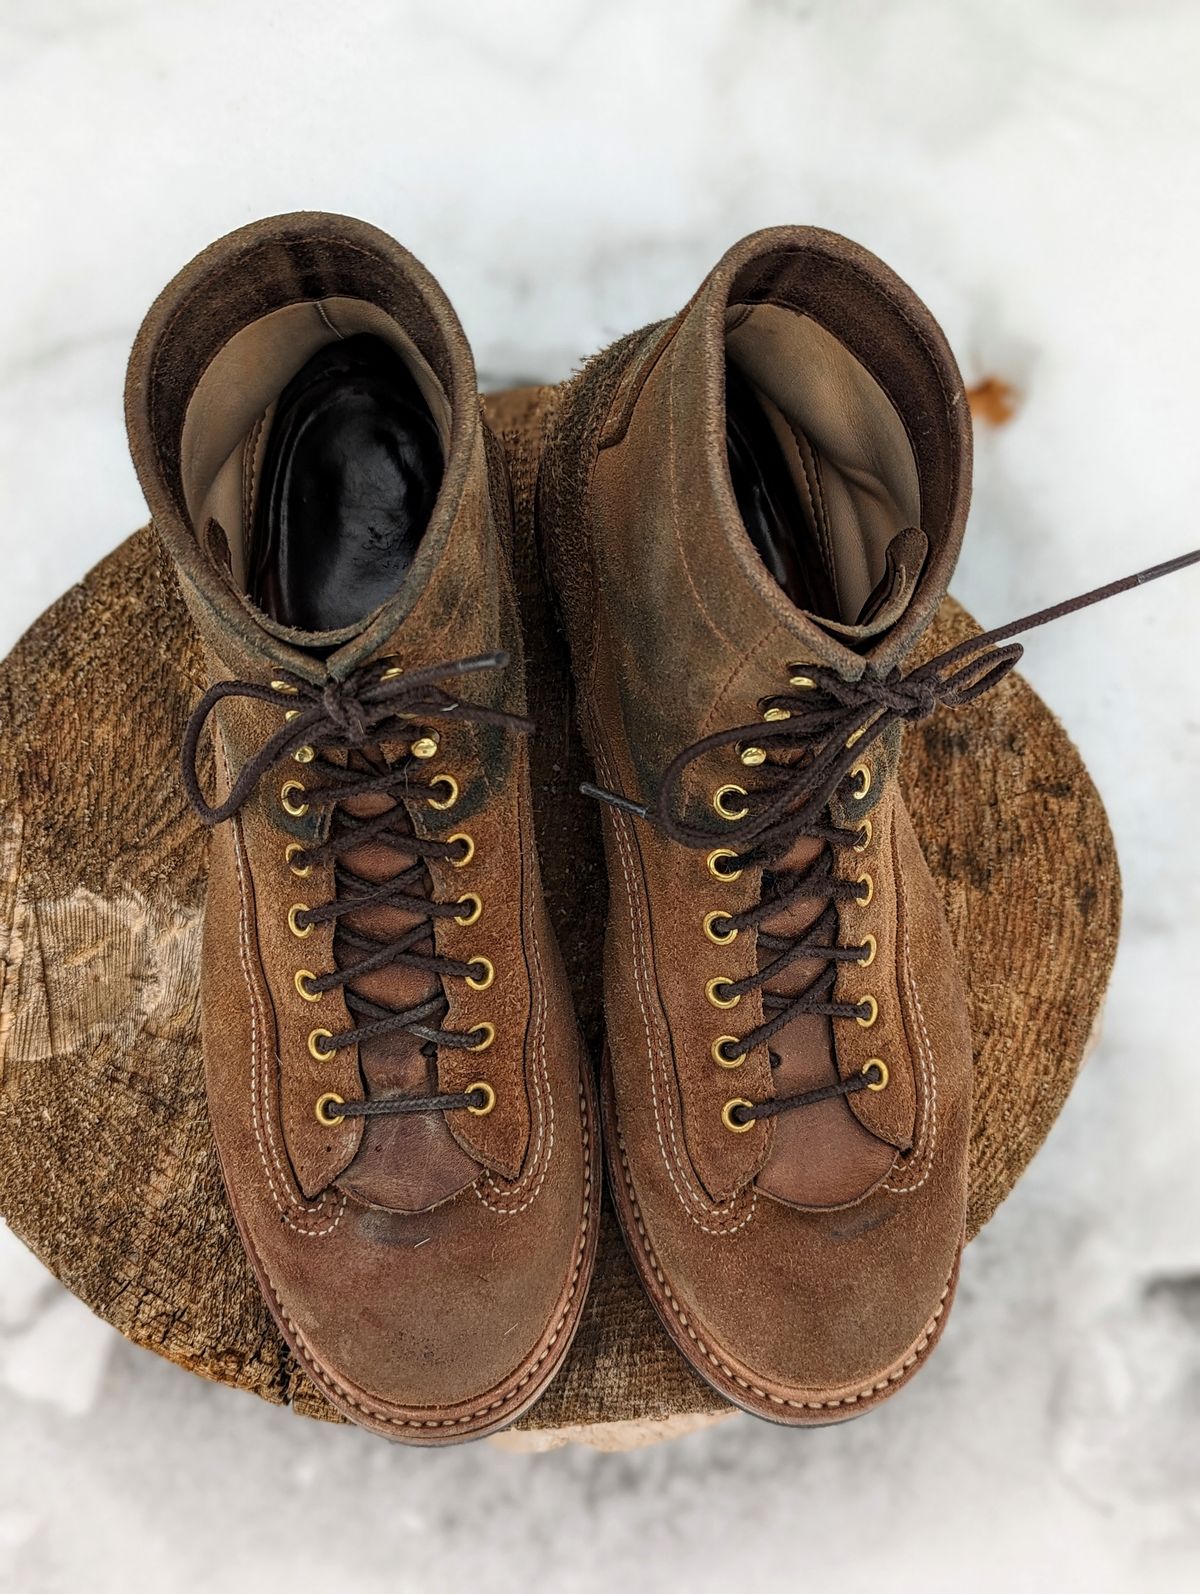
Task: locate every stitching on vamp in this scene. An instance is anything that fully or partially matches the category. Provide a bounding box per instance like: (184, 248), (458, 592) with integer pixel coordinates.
(474, 777), (555, 1213)
(596, 740), (757, 1236)
(616, 1129), (951, 1410)
(698, 625), (776, 742)
(229, 793), (346, 1237)
(256, 1079), (593, 1430)
(882, 860), (938, 1195)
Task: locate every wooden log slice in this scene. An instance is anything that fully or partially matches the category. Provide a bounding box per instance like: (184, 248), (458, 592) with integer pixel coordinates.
(0, 385), (1120, 1445)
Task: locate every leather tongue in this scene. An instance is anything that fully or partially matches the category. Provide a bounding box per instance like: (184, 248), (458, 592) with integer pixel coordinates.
(329, 749), (479, 1213)
(752, 532), (929, 1209)
(803, 528), (928, 645)
(753, 843), (897, 1212)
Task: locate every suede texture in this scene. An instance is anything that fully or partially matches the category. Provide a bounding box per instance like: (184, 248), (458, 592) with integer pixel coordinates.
(539, 226), (974, 1421)
(125, 214), (599, 1443)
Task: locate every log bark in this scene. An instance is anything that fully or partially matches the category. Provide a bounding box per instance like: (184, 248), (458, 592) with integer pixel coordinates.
(0, 385), (1120, 1446)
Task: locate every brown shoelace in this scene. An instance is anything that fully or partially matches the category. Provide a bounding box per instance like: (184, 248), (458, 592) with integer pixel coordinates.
(183, 651), (532, 1121)
(586, 549), (1200, 1128)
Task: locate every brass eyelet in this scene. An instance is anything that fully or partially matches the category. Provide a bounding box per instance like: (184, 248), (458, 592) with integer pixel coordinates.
(712, 1035), (746, 1069)
(713, 784), (749, 821)
(787, 668), (817, 689)
(466, 1081), (496, 1116)
(722, 1097), (756, 1133)
(854, 818), (873, 853)
(856, 994), (879, 1028)
(448, 832), (475, 867)
(284, 709), (301, 723)
(856, 872), (874, 907)
(863, 1059), (889, 1092)
(466, 956), (495, 992)
(707, 848), (742, 881)
(703, 910), (738, 946)
(307, 1027), (335, 1061)
(427, 774), (459, 811)
(295, 969), (320, 1002)
(739, 745), (766, 767)
(293, 745), (315, 764)
(762, 706), (791, 722)
(706, 977), (741, 1010)
(270, 679), (299, 695)
(411, 733), (440, 760)
(857, 934), (877, 968)
(281, 779), (309, 817)
(454, 892), (483, 926)
(467, 1022), (495, 1052)
(381, 665), (404, 679)
(285, 842), (311, 878)
(288, 903), (313, 939)
(314, 1091), (345, 1126)
(850, 762), (872, 800)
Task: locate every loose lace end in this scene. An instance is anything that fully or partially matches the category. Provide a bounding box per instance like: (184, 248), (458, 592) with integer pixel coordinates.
(580, 781), (650, 820)
(452, 649), (511, 675)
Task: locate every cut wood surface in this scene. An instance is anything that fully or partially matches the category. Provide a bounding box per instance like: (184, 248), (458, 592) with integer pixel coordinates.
(0, 385), (1121, 1445)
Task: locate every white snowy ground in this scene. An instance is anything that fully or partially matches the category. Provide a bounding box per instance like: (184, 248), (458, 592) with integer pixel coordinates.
(2, 2), (1199, 1590)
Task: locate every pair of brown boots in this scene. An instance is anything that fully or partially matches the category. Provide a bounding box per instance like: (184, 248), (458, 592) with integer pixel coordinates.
(124, 213), (1176, 1445)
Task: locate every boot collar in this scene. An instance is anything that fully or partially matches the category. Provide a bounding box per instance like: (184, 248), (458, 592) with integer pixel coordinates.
(619, 225), (973, 678)
(125, 211), (483, 684)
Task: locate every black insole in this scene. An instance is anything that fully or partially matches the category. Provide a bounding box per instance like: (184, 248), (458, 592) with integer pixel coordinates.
(724, 356), (838, 617)
(249, 333), (443, 631)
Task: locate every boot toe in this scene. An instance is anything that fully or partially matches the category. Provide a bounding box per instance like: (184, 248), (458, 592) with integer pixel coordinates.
(620, 1146), (964, 1423)
(243, 1170), (592, 1441)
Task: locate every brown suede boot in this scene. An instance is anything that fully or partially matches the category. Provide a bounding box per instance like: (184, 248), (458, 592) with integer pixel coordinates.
(539, 227), (975, 1422)
(126, 214), (599, 1442)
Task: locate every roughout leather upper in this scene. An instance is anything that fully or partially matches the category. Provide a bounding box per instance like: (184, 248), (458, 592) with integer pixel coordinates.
(541, 226), (974, 1418)
(126, 213), (597, 1441)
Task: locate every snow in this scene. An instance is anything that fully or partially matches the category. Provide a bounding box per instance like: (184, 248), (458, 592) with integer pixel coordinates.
(1, 2), (1199, 1589)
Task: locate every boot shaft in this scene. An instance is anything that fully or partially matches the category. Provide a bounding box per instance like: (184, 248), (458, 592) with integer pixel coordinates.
(546, 225), (971, 817)
(125, 211), (517, 699)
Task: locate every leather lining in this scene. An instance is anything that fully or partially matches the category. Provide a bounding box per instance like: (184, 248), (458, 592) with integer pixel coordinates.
(248, 334), (443, 632)
(180, 296), (451, 591)
(724, 304), (920, 625)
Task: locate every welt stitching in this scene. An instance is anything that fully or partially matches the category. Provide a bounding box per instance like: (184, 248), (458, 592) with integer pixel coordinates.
(256, 1079), (593, 1430)
(616, 1129), (951, 1410)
